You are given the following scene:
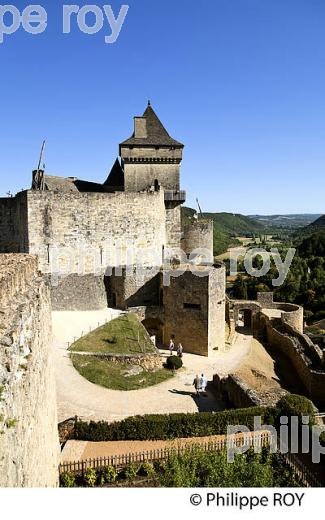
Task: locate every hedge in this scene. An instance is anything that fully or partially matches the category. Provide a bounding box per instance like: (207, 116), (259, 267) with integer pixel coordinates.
(74, 407), (276, 441)
(275, 394), (316, 425)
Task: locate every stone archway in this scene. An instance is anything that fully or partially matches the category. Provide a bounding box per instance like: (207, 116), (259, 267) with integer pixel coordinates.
(232, 301), (261, 334)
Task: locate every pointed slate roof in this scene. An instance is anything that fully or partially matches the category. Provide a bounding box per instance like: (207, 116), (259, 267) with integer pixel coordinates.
(120, 103), (183, 148)
(103, 158), (124, 187)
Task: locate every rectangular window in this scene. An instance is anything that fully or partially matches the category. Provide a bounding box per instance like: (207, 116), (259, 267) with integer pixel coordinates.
(183, 302), (201, 310)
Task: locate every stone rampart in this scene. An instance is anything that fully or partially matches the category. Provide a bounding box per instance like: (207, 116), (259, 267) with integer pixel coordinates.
(0, 254), (60, 487)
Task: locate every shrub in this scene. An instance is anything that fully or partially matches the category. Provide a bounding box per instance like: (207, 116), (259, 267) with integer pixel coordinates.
(166, 356), (183, 370)
(159, 447), (301, 487)
(75, 407), (276, 441)
(84, 468), (97, 487)
(139, 462), (155, 477)
(123, 464), (139, 481)
(276, 394), (316, 425)
(60, 472), (76, 488)
(104, 465), (117, 484)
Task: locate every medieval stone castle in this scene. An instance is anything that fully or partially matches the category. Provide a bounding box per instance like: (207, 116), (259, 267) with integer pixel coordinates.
(0, 102), (226, 356)
(1, 103), (325, 487)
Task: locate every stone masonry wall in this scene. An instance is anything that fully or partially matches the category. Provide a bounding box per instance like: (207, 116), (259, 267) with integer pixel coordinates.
(183, 220), (214, 262)
(0, 193), (28, 253)
(263, 315), (325, 405)
(27, 190), (166, 274)
(163, 265), (225, 356)
(208, 264), (226, 352)
(0, 254), (60, 487)
(165, 203), (182, 250)
(25, 190), (166, 310)
(121, 146), (182, 192)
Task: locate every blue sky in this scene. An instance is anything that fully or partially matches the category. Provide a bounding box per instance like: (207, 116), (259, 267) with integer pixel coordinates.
(0, 0), (325, 214)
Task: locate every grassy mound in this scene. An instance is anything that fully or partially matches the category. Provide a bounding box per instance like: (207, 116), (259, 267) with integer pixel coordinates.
(71, 354), (173, 391)
(69, 313), (156, 355)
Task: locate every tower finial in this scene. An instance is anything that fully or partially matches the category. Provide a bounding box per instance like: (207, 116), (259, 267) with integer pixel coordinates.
(148, 99), (151, 106)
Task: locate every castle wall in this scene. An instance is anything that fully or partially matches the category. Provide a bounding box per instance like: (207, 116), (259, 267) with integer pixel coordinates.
(106, 267), (161, 310)
(0, 255), (60, 487)
(208, 264), (226, 352)
(0, 193), (28, 253)
(165, 203), (182, 250)
(25, 190), (166, 310)
(49, 274), (108, 311)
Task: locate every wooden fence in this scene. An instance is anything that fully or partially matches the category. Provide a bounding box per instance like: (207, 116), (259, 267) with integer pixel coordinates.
(59, 430), (271, 476)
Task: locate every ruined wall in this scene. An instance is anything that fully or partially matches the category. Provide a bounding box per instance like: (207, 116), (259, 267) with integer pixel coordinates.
(0, 193), (28, 253)
(0, 255), (60, 487)
(213, 373), (287, 408)
(163, 265), (225, 356)
(263, 315), (325, 406)
(183, 219), (214, 262)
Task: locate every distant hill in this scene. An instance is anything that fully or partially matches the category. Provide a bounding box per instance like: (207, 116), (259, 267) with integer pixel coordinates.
(294, 214), (325, 241)
(249, 214), (322, 229)
(306, 215), (325, 233)
(203, 212), (263, 235)
(181, 208), (263, 256)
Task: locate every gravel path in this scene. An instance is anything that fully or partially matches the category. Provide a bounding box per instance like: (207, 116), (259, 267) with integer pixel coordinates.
(53, 310), (252, 423)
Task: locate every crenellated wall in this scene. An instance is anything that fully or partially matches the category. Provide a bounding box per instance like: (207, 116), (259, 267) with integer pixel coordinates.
(0, 254), (60, 487)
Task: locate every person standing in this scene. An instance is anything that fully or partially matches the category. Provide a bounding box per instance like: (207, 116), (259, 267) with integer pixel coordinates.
(169, 338), (174, 356)
(177, 343), (183, 358)
(193, 374), (200, 396)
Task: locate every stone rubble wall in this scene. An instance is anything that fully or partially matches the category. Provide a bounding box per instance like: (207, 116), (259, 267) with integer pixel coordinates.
(0, 254), (60, 487)
(213, 373), (287, 409)
(262, 315), (325, 406)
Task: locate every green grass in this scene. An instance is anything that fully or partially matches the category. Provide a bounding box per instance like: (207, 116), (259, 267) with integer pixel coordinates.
(71, 354), (173, 391)
(69, 313), (156, 355)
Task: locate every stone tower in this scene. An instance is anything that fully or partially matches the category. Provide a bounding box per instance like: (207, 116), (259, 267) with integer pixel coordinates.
(120, 102), (186, 250)
(120, 101), (184, 192)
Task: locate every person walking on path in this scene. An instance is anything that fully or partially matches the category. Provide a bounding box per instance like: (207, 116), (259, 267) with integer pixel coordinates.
(169, 339), (175, 356)
(193, 374), (200, 396)
(200, 373), (208, 394)
(177, 343), (183, 358)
